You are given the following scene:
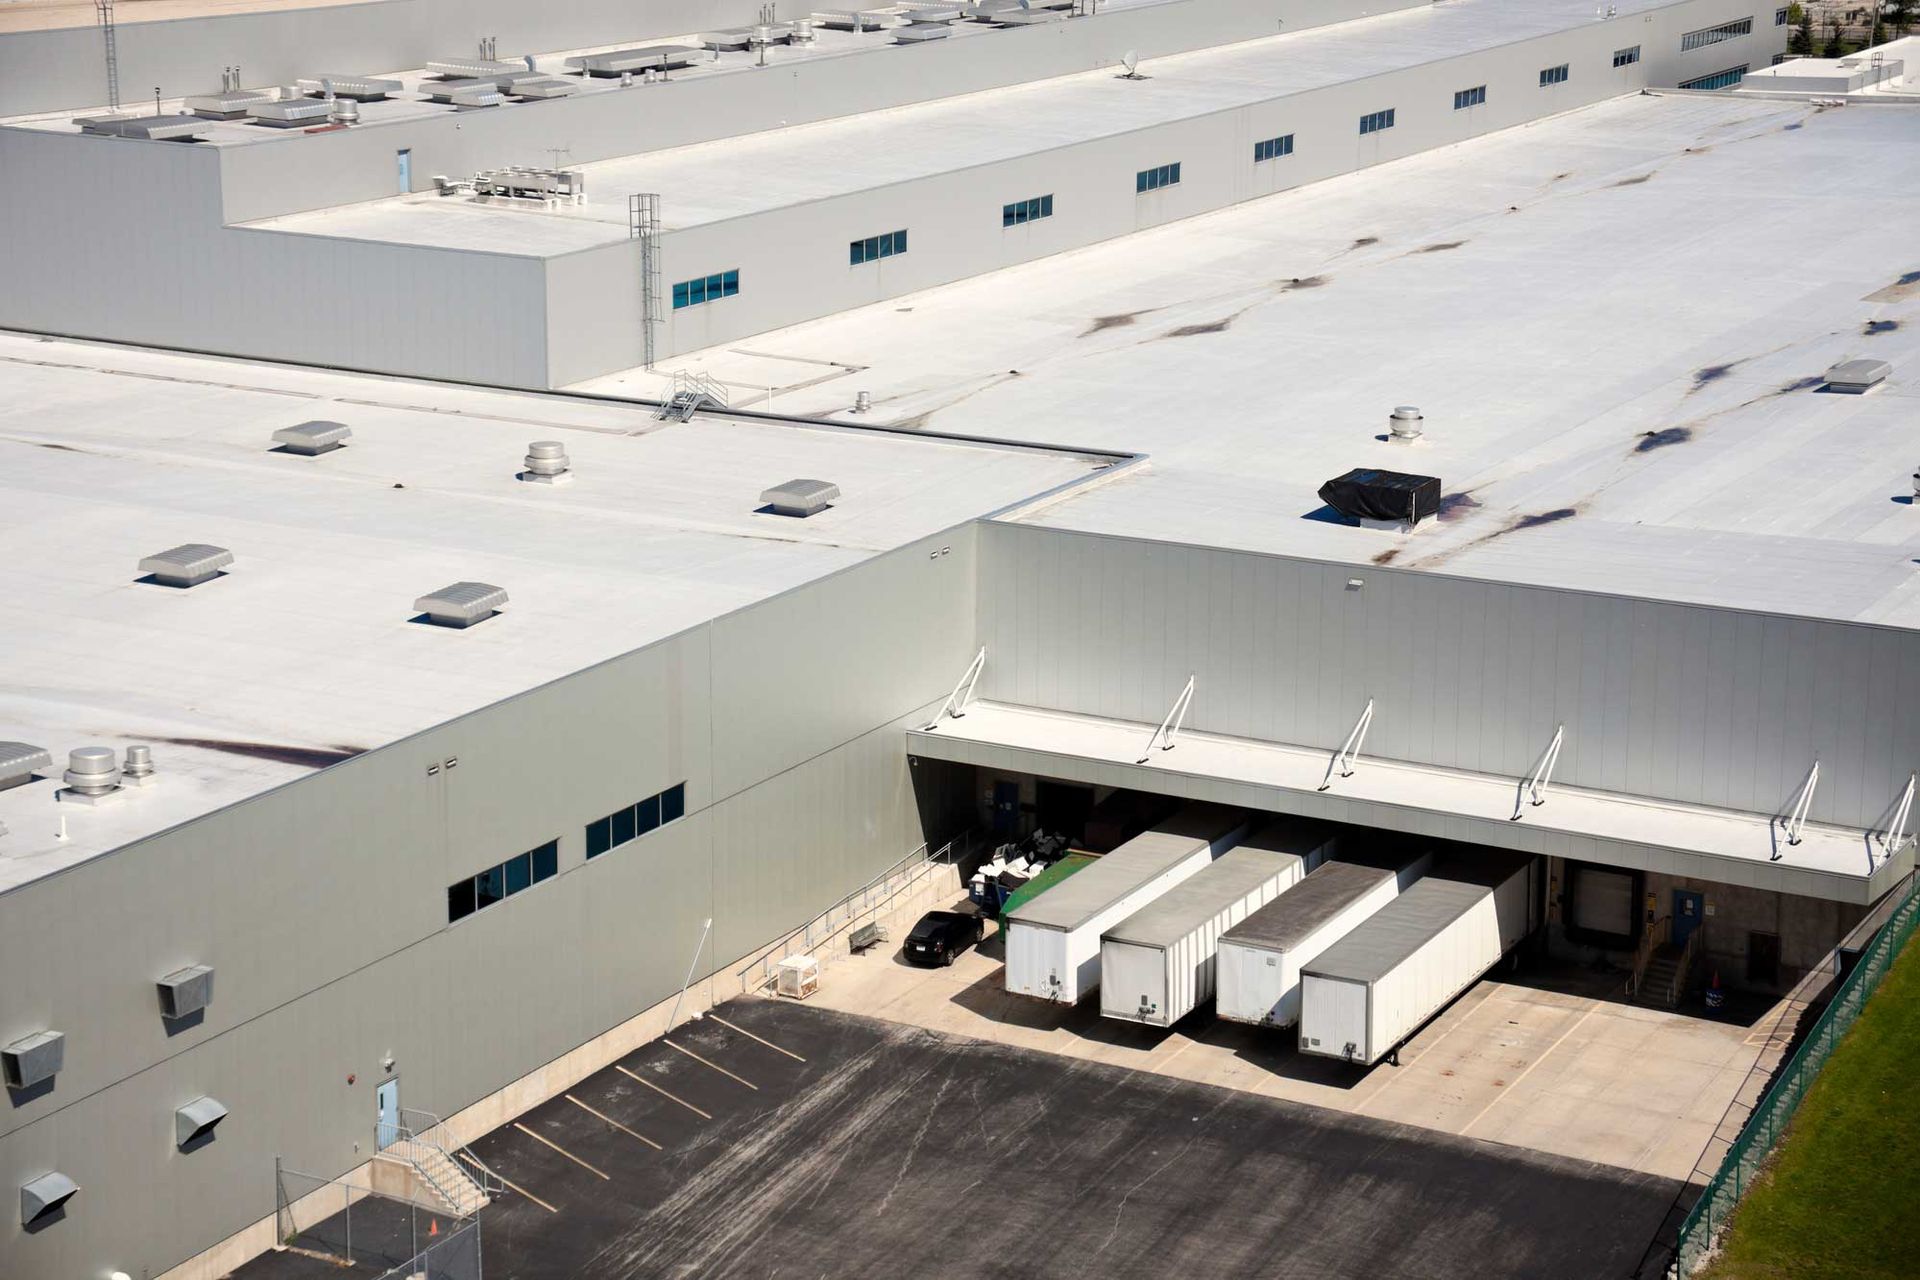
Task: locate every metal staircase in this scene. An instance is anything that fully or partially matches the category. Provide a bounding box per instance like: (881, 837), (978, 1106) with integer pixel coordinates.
(1628, 919), (1705, 1010)
(656, 370), (729, 421)
(376, 1108), (502, 1220)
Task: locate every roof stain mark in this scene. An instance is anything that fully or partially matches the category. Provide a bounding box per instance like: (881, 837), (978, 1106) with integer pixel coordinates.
(151, 736), (366, 770)
(21, 440), (92, 453)
(1506, 508), (1579, 533)
(1371, 548), (1402, 565)
(1350, 236), (1380, 249)
(1278, 275), (1328, 291)
(1636, 427), (1693, 453)
(1552, 172), (1573, 182)
(1691, 362), (1740, 390)
(1436, 492), (1483, 520)
(1782, 122), (1804, 131)
(1612, 174), (1654, 188)
(1080, 311), (1146, 338)
(1864, 270), (1920, 304)
(1417, 241), (1468, 254)
(1166, 318), (1234, 338)
(1865, 319), (1900, 336)
(1770, 375), (1826, 397)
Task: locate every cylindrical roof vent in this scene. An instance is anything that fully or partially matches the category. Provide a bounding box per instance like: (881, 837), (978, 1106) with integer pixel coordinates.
(64, 747), (120, 796)
(520, 440), (572, 484)
(1388, 405), (1424, 441)
(123, 745), (156, 786)
(330, 98), (359, 124)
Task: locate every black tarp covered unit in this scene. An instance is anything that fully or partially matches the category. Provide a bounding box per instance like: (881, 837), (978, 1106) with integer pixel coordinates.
(1318, 468), (1442, 523)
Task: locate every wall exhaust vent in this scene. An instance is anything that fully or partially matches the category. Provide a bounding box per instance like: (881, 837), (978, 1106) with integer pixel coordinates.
(158, 964), (215, 1020)
(19, 1171), (77, 1227)
(519, 440), (572, 484)
(0, 742), (52, 792)
(760, 479), (840, 517)
(271, 421), (352, 455)
(139, 544), (233, 588)
(2, 1030), (64, 1090)
(175, 1096), (229, 1147)
(1826, 359), (1890, 394)
(414, 582), (507, 628)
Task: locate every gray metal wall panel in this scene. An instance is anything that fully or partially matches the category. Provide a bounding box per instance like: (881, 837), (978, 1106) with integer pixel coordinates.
(976, 523), (1920, 831)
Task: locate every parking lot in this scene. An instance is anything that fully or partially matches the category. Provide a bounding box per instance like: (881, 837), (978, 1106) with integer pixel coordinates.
(810, 910), (1792, 1184)
(236, 996), (1680, 1280)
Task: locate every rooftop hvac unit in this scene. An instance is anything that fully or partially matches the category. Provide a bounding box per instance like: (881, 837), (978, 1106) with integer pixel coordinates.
(271, 420), (352, 455)
(244, 98), (336, 127)
(19, 1172), (78, 1227)
(73, 114), (212, 142)
(414, 582), (508, 628)
(185, 89), (269, 119)
(760, 478), (840, 517)
(138, 543), (233, 588)
(2, 1030), (64, 1090)
(1318, 468), (1442, 525)
(175, 1096), (229, 1147)
(1826, 358), (1890, 393)
(508, 76), (580, 100)
(295, 75), (402, 101)
(894, 23), (953, 42)
(0, 741), (52, 792)
(426, 56), (525, 79)
(157, 964), (215, 1020)
(565, 45), (705, 75)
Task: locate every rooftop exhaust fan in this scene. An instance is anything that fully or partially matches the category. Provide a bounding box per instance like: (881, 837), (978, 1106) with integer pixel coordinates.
(519, 440), (572, 484)
(158, 965), (215, 1020)
(1318, 468), (1442, 526)
(175, 1096), (229, 1147)
(1826, 359), (1890, 394)
(0, 741), (52, 792)
(760, 479), (839, 517)
(139, 544), (232, 588)
(60, 747), (122, 804)
(271, 421), (352, 455)
(3, 1031), (64, 1090)
(19, 1172), (77, 1227)
(414, 582), (508, 628)
(1387, 405), (1424, 442)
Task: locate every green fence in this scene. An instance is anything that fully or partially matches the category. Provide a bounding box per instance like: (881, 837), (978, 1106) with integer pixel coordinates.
(1674, 871), (1920, 1275)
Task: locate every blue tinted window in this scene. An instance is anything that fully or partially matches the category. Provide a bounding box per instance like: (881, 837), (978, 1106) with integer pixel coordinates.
(672, 282), (689, 309)
(503, 852), (531, 896)
(586, 816), (611, 858)
(722, 270), (739, 296)
(611, 804), (636, 847)
(635, 793), (660, 837)
(475, 865), (504, 909)
(893, 230), (907, 254)
(531, 840), (558, 883)
(448, 879), (476, 922)
(660, 783), (685, 824)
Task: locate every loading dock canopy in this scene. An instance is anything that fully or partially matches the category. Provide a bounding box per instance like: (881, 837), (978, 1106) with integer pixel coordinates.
(907, 702), (1903, 904)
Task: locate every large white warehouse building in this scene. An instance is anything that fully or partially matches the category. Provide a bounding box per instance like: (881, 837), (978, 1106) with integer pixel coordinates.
(4, 0), (1917, 1276)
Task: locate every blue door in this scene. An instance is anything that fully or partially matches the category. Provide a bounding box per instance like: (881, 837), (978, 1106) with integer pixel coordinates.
(1672, 890), (1704, 946)
(396, 148), (412, 195)
(992, 781), (1020, 837)
(375, 1078), (400, 1149)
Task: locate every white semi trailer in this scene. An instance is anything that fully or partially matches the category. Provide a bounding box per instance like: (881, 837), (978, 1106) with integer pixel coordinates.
(1214, 846), (1432, 1030)
(1004, 802), (1250, 1004)
(1098, 816), (1338, 1027)
(1299, 853), (1537, 1067)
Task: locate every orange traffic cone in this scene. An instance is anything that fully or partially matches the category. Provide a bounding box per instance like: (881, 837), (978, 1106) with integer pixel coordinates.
(429, 1218), (439, 1237)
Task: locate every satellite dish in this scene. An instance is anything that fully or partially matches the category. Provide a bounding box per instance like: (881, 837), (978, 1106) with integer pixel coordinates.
(1120, 50), (1139, 78)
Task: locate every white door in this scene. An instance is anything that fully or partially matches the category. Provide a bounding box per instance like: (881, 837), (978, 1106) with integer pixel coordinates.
(396, 148), (413, 195)
(375, 1078), (400, 1149)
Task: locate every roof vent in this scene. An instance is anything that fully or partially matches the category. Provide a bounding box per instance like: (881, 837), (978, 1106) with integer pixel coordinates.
(1318, 468), (1442, 527)
(0, 742), (52, 792)
(271, 420), (352, 455)
(3, 1031), (64, 1090)
(760, 479), (840, 517)
(19, 1171), (78, 1227)
(1387, 405), (1424, 442)
(1826, 359), (1890, 394)
(61, 747), (121, 801)
(138, 543), (232, 588)
(158, 964), (214, 1020)
(519, 440), (572, 484)
(122, 745), (156, 787)
(413, 582), (507, 628)
(175, 1096), (229, 1147)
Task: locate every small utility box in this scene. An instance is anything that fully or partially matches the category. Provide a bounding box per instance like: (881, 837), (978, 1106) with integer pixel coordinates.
(775, 954), (820, 1000)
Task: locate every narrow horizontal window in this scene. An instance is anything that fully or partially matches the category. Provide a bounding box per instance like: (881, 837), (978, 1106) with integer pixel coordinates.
(448, 838), (560, 922)
(1680, 17), (1752, 51)
(1253, 133), (1294, 162)
(850, 231), (908, 264)
(671, 269), (739, 309)
(1134, 162), (1181, 192)
(1452, 85), (1485, 110)
(1678, 63), (1749, 90)
(1539, 63), (1569, 86)
(1002, 194), (1057, 226)
(1613, 45), (1641, 67)
(1359, 108), (1396, 135)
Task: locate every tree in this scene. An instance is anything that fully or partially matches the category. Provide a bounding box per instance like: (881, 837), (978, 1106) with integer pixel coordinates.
(1792, 10), (1816, 52)
(1822, 15), (1850, 54)
(1886, 0), (1913, 35)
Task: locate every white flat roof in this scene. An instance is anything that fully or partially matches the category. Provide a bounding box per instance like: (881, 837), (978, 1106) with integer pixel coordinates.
(0, 332), (1104, 892)
(241, 0), (1681, 255)
(627, 91), (1920, 628)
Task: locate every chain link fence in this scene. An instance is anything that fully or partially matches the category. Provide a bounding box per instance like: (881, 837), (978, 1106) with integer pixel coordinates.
(1674, 870), (1920, 1275)
(275, 1163), (478, 1276)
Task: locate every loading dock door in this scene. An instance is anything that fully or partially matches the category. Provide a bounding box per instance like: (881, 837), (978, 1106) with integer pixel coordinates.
(1570, 867), (1635, 938)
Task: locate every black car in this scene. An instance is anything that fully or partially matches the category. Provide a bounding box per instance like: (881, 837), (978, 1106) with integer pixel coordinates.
(902, 910), (985, 967)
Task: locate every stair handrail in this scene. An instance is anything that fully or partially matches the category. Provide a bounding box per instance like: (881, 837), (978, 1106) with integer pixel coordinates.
(1671, 923), (1707, 1005)
(393, 1107), (502, 1208)
(1627, 915), (1671, 998)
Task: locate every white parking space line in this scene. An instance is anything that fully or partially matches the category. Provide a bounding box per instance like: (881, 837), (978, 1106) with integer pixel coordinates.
(666, 1040), (760, 1090)
(709, 1014), (808, 1062)
(615, 1063), (714, 1119)
(513, 1122), (611, 1180)
(565, 1094), (663, 1151)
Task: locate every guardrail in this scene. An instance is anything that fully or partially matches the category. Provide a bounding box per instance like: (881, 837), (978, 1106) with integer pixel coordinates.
(735, 834), (972, 994)
(1628, 915), (1672, 999)
(1673, 870), (1920, 1275)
